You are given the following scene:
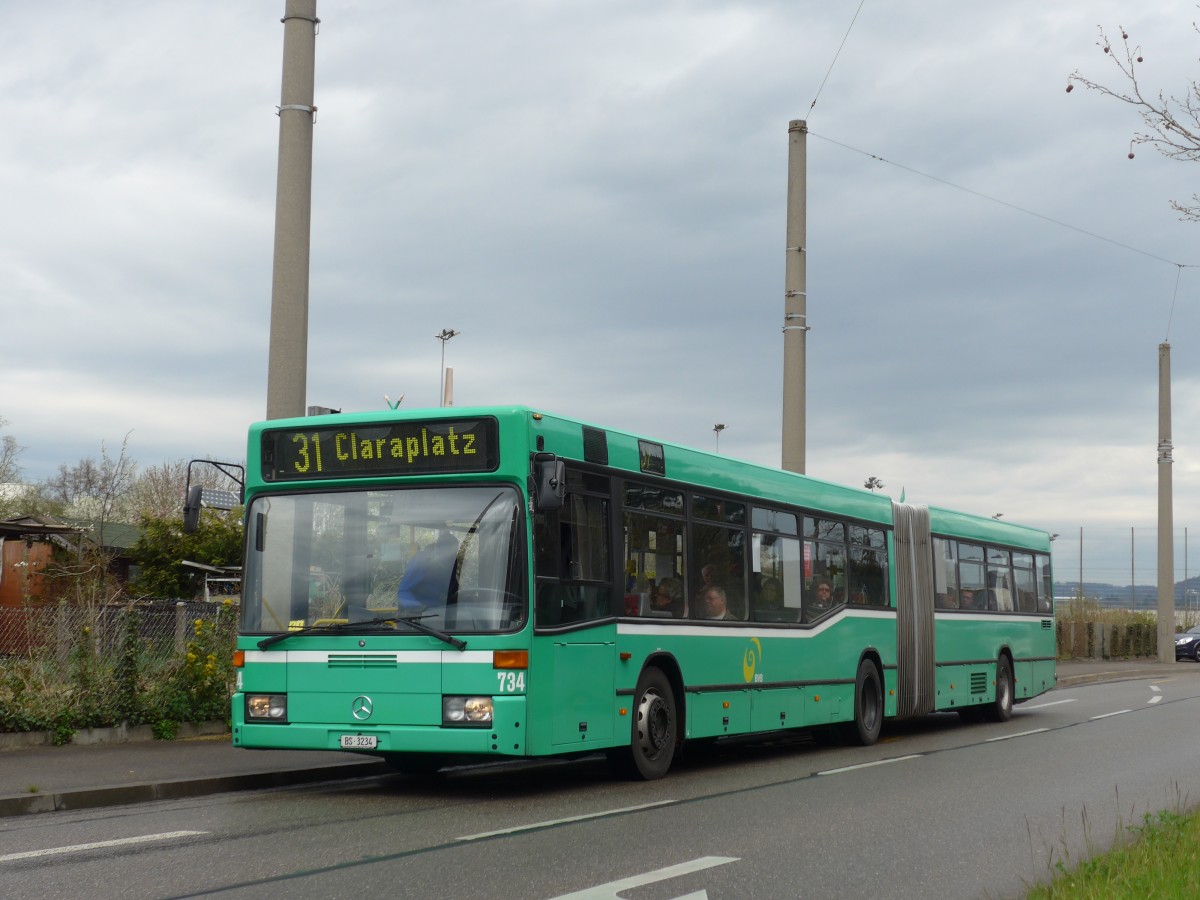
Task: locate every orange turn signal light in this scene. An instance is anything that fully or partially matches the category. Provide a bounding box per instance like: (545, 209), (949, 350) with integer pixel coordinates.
(233, 650), (245, 668)
(494, 650), (529, 670)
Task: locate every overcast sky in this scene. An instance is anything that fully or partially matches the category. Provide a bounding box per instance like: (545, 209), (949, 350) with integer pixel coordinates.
(3, 1), (1200, 589)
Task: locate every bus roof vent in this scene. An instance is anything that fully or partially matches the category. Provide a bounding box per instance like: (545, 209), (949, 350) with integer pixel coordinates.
(582, 426), (609, 465)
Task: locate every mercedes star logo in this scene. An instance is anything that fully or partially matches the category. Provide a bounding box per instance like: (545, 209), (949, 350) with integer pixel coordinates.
(351, 695), (373, 721)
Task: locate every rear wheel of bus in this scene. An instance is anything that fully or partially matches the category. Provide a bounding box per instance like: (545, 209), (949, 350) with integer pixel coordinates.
(842, 658), (883, 746)
(985, 655), (1014, 723)
(608, 667), (677, 780)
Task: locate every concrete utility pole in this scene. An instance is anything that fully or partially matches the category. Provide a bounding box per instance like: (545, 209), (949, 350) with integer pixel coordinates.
(265, 0), (319, 420)
(781, 119), (808, 474)
(1157, 342), (1176, 663)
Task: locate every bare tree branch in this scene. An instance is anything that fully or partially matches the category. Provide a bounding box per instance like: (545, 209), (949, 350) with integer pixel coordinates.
(0, 416), (23, 486)
(1068, 21), (1200, 220)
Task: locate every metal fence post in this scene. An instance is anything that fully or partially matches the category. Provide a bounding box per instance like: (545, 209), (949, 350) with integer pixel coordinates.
(174, 601), (187, 653)
(56, 600), (72, 667)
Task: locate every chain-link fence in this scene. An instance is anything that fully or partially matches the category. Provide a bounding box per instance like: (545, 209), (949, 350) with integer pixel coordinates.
(0, 600), (234, 660)
(0, 599), (238, 737)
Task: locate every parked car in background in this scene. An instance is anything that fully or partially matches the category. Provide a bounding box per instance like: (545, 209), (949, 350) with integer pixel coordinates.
(1174, 625), (1200, 661)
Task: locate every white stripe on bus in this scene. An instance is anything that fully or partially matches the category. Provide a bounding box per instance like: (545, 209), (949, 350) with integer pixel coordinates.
(618, 609), (896, 639)
(243, 650), (494, 665)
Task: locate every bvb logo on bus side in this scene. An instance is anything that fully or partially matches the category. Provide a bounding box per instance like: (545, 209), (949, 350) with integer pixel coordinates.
(742, 637), (763, 683)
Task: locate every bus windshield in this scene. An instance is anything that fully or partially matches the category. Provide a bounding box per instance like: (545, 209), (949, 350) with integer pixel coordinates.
(241, 485), (525, 635)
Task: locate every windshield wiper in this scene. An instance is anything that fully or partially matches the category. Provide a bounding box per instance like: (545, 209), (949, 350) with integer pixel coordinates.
(386, 614), (468, 650)
(256, 614), (466, 651)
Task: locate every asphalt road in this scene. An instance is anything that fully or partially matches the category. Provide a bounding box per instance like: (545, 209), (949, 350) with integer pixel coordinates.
(2, 666), (1198, 899)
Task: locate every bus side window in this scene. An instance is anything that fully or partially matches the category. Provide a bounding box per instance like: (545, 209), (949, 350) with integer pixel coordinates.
(534, 491), (613, 626)
(933, 537), (959, 609)
(958, 544), (985, 611)
(1013, 552), (1037, 612)
(848, 525), (888, 606)
(1035, 554), (1053, 612)
(691, 521), (746, 620)
(751, 533), (802, 623)
(623, 507), (686, 617)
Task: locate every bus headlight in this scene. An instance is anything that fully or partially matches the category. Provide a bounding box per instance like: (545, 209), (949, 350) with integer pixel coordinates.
(442, 696), (494, 726)
(246, 694), (288, 722)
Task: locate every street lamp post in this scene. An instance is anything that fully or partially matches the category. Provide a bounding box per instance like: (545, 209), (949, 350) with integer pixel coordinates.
(435, 329), (459, 407)
(713, 423), (726, 454)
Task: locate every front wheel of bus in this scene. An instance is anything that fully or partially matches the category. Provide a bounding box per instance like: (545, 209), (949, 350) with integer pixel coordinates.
(613, 667), (677, 780)
(985, 656), (1014, 723)
(844, 658), (883, 746)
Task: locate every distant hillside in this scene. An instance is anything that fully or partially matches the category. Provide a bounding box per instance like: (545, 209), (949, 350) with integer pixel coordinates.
(1054, 576), (1200, 610)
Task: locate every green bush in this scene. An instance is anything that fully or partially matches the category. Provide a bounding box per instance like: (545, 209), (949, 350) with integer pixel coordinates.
(149, 612), (237, 736)
(0, 601), (237, 742)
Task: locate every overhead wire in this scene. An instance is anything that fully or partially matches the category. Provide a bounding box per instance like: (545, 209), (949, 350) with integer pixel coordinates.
(802, 0), (1192, 336)
(808, 0), (868, 119)
(808, 130), (1198, 339)
(1166, 265), (1183, 341)
(809, 131), (1198, 270)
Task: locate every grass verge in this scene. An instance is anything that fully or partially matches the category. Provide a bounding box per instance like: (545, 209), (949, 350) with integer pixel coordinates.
(1028, 806), (1200, 897)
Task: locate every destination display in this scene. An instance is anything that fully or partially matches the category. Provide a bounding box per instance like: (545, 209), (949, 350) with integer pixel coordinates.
(261, 417), (499, 481)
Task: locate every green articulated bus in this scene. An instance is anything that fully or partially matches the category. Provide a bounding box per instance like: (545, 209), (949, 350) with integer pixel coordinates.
(232, 405), (1056, 779)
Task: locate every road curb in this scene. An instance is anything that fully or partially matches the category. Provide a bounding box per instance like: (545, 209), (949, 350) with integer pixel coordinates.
(0, 720), (230, 753)
(0, 760), (391, 819)
(1055, 666), (1195, 688)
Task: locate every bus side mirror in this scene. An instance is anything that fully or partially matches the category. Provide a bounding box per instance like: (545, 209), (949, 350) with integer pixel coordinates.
(182, 458), (246, 534)
(183, 484), (204, 534)
(532, 455), (565, 511)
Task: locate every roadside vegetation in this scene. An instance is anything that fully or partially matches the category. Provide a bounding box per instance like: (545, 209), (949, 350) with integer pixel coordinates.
(0, 602), (237, 744)
(1028, 806), (1200, 897)
(0, 419), (242, 744)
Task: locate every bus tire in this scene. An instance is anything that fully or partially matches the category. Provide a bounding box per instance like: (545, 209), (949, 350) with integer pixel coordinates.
(843, 658), (883, 746)
(985, 656), (1014, 723)
(623, 667), (677, 780)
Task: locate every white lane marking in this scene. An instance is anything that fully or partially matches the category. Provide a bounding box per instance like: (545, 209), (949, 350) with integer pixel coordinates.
(1151, 685), (1162, 692)
(1090, 709), (1132, 720)
(0, 831), (206, 863)
(818, 754), (922, 776)
(1149, 695), (1163, 705)
(1021, 698), (1077, 710)
(457, 800), (677, 841)
(986, 728), (1050, 742)
(547, 856), (739, 900)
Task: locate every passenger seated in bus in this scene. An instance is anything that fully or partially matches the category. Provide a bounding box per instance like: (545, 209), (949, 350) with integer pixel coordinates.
(757, 576), (783, 610)
(959, 588), (979, 610)
(649, 578), (683, 617)
(395, 529), (459, 611)
(987, 572), (1013, 611)
(804, 579), (834, 622)
(699, 585), (738, 620)
(813, 579), (834, 610)
(693, 564), (719, 608)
